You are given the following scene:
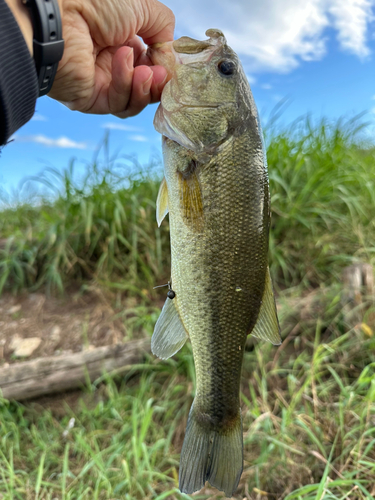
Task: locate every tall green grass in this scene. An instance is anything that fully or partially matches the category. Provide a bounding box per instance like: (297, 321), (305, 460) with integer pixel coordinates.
(0, 117), (374, 294)
(0, 151), (170, 295)
(267, 116), (375, 287)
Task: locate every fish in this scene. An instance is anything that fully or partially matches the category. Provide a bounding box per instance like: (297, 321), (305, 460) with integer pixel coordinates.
(148, 29), (282, 497)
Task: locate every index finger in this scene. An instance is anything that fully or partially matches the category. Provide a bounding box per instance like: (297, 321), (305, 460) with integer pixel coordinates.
(137, 0), (175, 46)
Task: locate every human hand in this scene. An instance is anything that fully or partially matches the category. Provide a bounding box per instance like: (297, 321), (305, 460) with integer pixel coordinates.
(49, 0), (175, 118)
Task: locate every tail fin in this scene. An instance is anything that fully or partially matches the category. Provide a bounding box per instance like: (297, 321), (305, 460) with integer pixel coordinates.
(179, 402), (243, 497)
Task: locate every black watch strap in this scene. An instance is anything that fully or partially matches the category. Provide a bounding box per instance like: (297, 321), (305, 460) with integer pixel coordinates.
(23, 0), (64, 96)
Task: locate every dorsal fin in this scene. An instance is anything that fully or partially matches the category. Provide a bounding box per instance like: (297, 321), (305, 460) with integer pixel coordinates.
(250, 267), (282, 345)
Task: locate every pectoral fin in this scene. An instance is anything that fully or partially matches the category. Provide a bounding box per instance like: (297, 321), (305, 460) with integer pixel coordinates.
(152, 296), (188, 359)
(156, 177), (169, 227)
(179, 166), (204, 231)
(250, 267), (282, 345)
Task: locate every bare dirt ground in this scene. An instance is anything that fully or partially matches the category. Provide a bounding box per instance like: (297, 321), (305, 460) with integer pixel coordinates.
(0, 288), (129, 366)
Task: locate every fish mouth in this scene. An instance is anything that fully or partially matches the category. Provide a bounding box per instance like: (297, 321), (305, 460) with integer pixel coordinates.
(173, 29), (226, 54)
(172, 29), (226, 65)
(147, 29), (227, 76)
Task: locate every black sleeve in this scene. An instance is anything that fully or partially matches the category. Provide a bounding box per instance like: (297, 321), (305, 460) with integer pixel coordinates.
(0, 0), (38, 146)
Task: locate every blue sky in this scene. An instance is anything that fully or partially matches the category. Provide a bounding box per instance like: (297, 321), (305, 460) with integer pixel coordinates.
(1, 0), (374, 193)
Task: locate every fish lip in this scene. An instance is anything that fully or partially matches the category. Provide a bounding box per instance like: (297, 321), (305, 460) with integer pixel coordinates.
(175, 49), (216, 66)
(147, 29), (227, 78)
(172, 29), (226, 56)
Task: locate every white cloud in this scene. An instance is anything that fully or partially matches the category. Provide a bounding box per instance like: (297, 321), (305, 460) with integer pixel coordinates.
(129, 135), (148, 142)
(31, 114), (48, 121)
(328, 0), (374, 58)
(165, 0), (375, 72)
(261, 84), (273, 90)
(15, 135), (87, 149)
(102, 122), (143, 132)
(372, 95), (375, 100)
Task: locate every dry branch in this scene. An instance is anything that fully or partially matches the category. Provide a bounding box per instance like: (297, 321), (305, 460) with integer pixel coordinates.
(0, 339), (150, 401)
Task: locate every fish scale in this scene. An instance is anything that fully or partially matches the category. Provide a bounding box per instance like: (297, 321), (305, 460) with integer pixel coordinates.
(169, 134), (267, 412)
(149, 28), (281, 497)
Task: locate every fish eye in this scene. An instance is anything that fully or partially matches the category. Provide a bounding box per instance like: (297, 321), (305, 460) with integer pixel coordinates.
(218, 60), (236, 76)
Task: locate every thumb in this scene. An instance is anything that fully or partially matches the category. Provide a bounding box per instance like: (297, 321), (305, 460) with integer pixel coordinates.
(138, 0), (175, 45)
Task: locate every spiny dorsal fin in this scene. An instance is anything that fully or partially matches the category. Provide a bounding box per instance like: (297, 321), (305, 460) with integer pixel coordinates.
(156, 177), (169, 227)
(178, 163), (204, 231)
(152, 296), (188, 359)
(250, 267), (282, 345)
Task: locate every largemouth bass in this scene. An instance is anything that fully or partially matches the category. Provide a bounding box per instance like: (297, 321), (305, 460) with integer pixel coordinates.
(149, 29), (281, 497)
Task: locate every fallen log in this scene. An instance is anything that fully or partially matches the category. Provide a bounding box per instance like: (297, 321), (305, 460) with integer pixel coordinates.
(0, 338), (150, 401)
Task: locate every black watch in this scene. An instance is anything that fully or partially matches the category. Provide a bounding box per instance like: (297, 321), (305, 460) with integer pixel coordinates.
(23, 0), (64, 96)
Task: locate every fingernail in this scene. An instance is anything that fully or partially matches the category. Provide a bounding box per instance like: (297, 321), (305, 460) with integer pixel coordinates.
(142, 73), (153, 95)
(158, 72), (168, 92)
(126, 48), (134, 72)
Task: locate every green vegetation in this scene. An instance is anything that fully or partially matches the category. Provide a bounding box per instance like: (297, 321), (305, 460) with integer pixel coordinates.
(267, 116), (375, 287)
(0, 145), (170, 295)
(0, 118), (375, 499)
(1, 288), (375, 499)
(1, 118), (374, 294)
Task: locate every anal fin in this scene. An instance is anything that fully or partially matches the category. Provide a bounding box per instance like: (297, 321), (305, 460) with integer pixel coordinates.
(152, 296), (188, 359)
(250, 267), (282, 345)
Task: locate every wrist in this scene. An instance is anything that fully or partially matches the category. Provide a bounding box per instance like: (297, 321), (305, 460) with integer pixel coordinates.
(5, 0), (34, 55)
(22, 0), (65, 96)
